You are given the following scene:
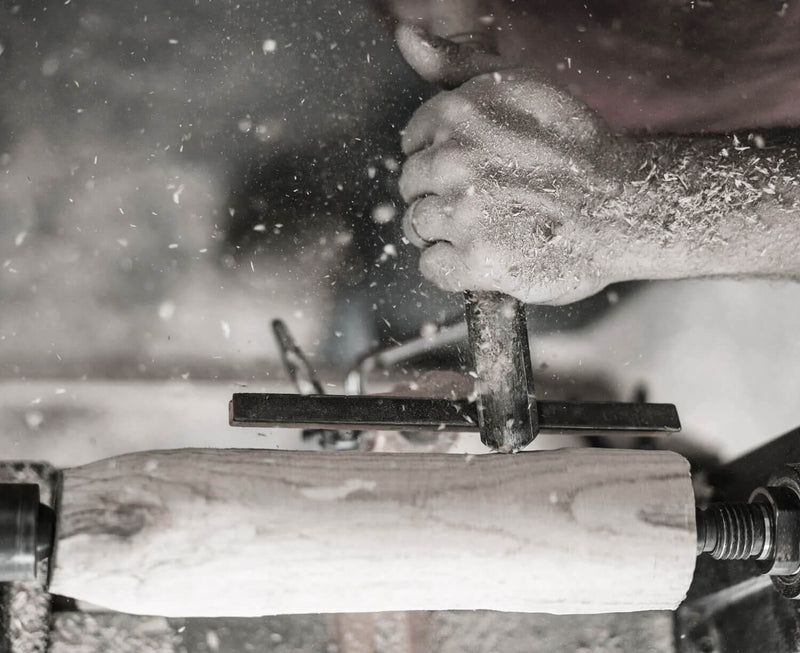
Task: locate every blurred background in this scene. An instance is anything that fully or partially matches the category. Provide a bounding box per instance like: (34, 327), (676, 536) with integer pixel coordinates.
(3, 0), (800, 650)
(2, 0), (800, 464)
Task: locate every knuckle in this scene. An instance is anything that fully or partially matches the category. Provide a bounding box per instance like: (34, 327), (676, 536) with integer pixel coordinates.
(535, 90), (600, 141)
(461, 242), (486, 270)
(465, 71), (496, 89)
(429, 142), (472, 184)
(451, 195), (479, 227)
(439, 91), (476, 121)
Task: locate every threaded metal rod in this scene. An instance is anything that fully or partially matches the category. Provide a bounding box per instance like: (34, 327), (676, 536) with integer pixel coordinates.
(696, 503), (774, 560)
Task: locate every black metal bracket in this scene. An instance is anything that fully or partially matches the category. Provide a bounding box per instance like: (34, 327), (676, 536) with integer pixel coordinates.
(230, 393), (681, 435)
(230, 317), (681, 444)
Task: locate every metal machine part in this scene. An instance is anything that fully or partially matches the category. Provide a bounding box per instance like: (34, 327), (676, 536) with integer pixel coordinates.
(677, 430), (800, 653)
(234, 319), (681, 448)
(272, 319), (325, 396)
(0, 483), (55, 582)
(696, 465), (800, 597)
(231, 393), (681, 434)
(696, 502), (774, 561)
(344, 320), (467, 396)
(0, 462), (59, 653)
(272, 319), (358, 450)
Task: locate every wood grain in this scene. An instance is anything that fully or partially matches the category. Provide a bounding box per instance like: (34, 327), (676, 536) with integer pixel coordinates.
(50, 448), (696, 617)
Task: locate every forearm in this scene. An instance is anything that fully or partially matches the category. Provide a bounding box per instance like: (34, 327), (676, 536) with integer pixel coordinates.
(593, 131), (800, 283)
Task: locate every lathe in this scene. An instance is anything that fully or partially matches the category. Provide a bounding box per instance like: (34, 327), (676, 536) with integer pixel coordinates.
(1, 2), (798, 652)
(1, 305), (799, 652)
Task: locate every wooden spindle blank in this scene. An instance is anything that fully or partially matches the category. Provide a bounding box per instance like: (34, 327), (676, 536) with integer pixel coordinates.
(50, 448), (696, 617)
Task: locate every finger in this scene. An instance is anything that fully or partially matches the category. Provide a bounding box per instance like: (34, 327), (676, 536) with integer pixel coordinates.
(402, 195), (461, 248)
(418, 242), (472, 292)
(401, 90), (473, 156)
(399, 141), (471, 203)
(395, 23), (506, 88)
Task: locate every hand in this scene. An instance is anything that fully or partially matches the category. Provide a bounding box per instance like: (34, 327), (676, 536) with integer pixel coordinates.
(397, 25), (641, 305)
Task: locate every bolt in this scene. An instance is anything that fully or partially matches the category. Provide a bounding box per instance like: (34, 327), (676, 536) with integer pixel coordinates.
(697, 482), (800, 580)
(696, 502), (774, 560)
(697, 467), (800, 598)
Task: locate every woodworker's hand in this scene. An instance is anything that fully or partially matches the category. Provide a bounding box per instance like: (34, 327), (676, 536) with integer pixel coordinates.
(397, 24), (644, 304)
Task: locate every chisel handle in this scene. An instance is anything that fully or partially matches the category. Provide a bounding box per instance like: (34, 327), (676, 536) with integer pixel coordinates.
(465, 291), (537, 451)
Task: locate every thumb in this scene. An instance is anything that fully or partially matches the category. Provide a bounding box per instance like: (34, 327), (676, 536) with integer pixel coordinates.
(395, 22), (506, 89)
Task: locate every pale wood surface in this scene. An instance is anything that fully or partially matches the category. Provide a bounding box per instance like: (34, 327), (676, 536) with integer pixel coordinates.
(50, 448), (696, 617)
